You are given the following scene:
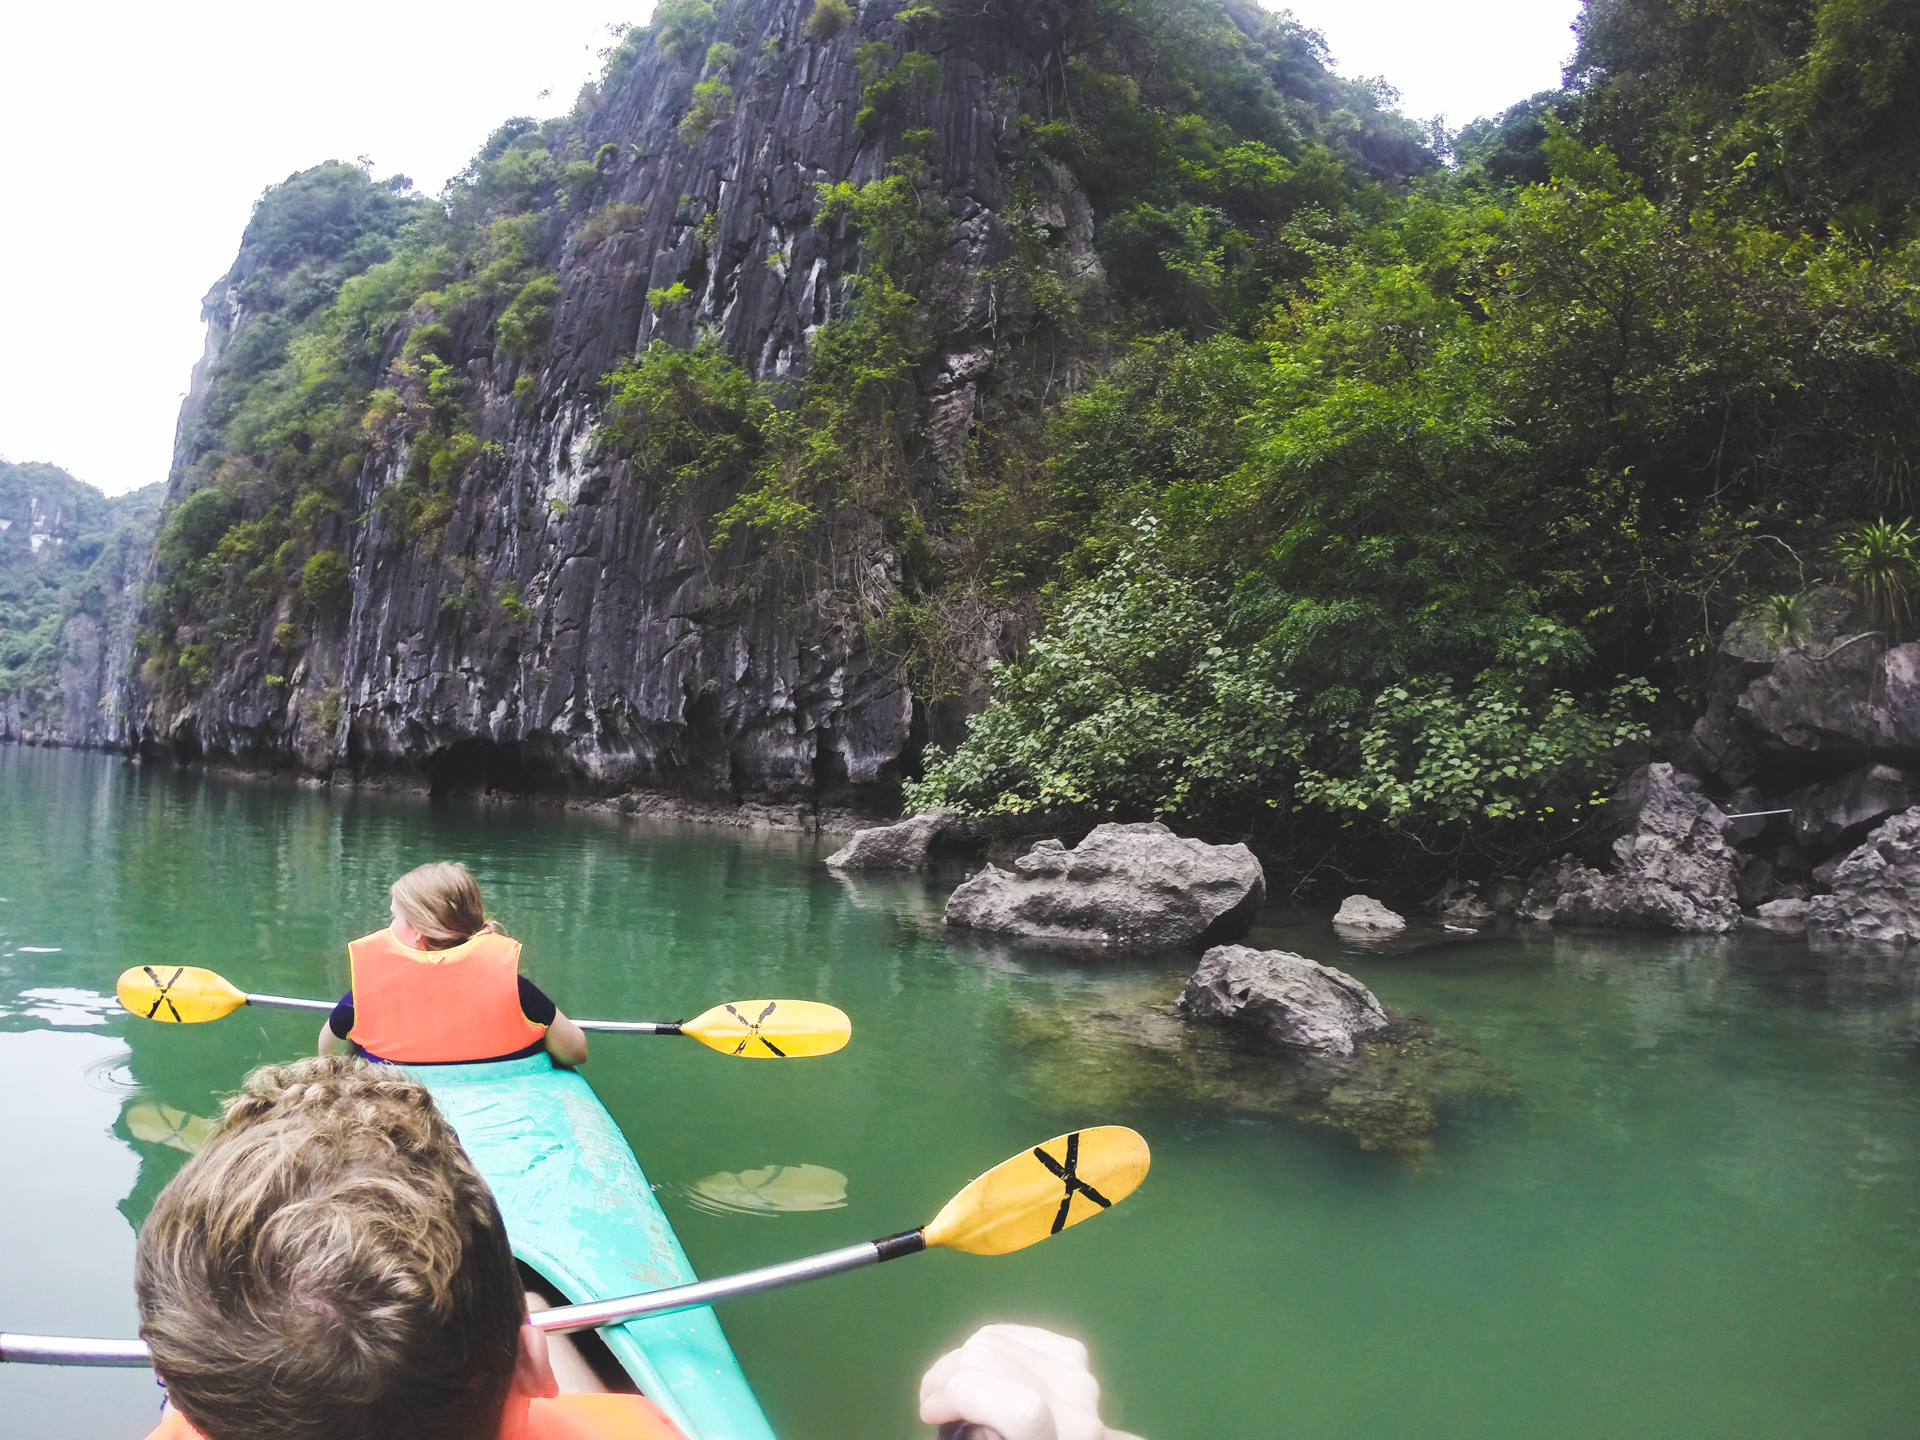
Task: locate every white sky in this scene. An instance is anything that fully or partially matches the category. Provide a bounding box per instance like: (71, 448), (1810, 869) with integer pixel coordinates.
(0, 1), (1581, 497)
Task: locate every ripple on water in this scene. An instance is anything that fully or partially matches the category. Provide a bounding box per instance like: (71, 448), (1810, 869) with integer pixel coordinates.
(682, 1163), (850, 1216)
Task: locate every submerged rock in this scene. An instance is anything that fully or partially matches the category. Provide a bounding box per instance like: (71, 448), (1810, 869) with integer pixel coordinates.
(1333, 895), (1406, 932)
(1529, 764), (1742, 934)
(1807, 808), (1920, 944)
(943, 822), (1265, 949)
(1005, 972), (1512, 1163)
(823, 810), (950, 871)
(1178, 945), (1389, 1057)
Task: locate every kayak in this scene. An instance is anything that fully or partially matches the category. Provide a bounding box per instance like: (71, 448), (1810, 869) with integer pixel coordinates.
(414, 1054), (777, 1440)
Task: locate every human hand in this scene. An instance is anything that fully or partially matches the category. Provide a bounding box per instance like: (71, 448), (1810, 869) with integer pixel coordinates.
(919, 1324), (1144, 1440)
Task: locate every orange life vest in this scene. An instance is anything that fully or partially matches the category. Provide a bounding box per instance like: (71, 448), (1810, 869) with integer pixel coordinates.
(346, 927), (548, 1064)
(145, 1391), (687, 1440)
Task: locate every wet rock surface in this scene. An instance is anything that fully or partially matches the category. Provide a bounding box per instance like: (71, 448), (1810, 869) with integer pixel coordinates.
(824, 810), (951, 871)
(1333, 895), (1406, 932)
(943, 822), (1265, 949)
(1807, 808), (1920, 945)
(1671, 589), (1920, 917)
(1007, 971), (1512, 1163)
(1529, 764), (1742, 934)
(1178, 945), (1389, 1057)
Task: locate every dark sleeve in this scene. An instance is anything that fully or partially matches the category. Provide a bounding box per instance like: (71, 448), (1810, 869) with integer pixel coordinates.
(328, 991), (354, 1039)
(518, 976), (557, 1027)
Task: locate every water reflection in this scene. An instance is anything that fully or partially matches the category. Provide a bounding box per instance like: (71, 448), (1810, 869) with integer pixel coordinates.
(685, 1164), (850, 1216)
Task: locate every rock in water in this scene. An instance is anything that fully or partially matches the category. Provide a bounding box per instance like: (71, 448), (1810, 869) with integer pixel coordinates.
(1807, 808), (1920, 944)
(943, 822), (1264, 948)
(1333, 895), (1406, 931)
(1178, 945), (1390, 1057)
(824, 810), (949, 871)
(1749, 898), (1811, 932)
(1532, 764), (1742, 933)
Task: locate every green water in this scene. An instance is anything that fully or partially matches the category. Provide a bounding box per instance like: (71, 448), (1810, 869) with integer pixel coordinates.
(4, 745), (1920, 1439)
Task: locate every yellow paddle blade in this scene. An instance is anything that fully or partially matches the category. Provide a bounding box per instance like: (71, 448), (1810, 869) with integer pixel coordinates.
(116, 965), (248, 1024)
(923, 1126), (1151, 1257)
(680, 1000), (851, 1058)
(125, 1102), (218, 1155)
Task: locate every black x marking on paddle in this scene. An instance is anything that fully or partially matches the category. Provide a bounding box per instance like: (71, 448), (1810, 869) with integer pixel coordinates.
(723, 1001), (787, 1057)
(143, 966), (185, 1023)
(1032, 1131), (1112, 1234)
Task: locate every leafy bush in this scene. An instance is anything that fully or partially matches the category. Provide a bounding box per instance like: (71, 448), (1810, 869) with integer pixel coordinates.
(178, 643), (216, 690)
(652, 0), (715, 61)
(157, 489), (238, 565)
(498, 588), (534, 622)
(301, 550), (351, 619)
(805, 0), (852, 41)
(647, 281), (693, 309)
(497, 272), (561, 362)
(855, 48), (939, 132)
(1830, 519), (1920, 639)
(910, 540), (1653, 847)
(677, 79), (733, 146)
(601, 337), (766, 494)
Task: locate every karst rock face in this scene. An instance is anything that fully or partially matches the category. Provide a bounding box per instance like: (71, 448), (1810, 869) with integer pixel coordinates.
(121, 0), (1110, 807)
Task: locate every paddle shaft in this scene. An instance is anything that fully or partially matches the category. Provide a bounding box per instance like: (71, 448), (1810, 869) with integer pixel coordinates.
(241, 992), (683, 1033)
(0, 1231), (929, 1367)
(533, 1229), (927, 1333)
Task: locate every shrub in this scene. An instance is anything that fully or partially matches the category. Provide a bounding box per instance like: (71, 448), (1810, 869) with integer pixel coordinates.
(178, 643), (216, 690)
(157, 488), (238, 565)
(677, 79), (733, 146)
(601, 336), (767, 494)
(272, 621), (300, 650)
(805, 0), (852, 41)
(291, 490), (340, 531)
(647, 281), (694, 310)
(652, 0), (715, 61)
(856, 49), (938, 132)
(498, 588), (534, 622)
(302, 550), (352, 619)
(497, 272), (562, 362)
(1830, 519), (1920, 638)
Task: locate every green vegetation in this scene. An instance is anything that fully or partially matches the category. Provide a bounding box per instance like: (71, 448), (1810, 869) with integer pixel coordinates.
(902, 0), (1920, 879)
(126, 0), (1920, 885)
(0, 462), (161, 728)
(301, 550), (351, 620)
(677, 78), (734, 146)
(805, 0), (852, 42)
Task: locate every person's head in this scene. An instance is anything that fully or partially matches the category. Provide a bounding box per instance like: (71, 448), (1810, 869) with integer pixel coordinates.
(136, 1055), (554, 1440)
(389, 861), (489, 948)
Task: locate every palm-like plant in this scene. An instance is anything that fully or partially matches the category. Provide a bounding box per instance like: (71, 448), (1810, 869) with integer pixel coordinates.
(1748, 590), (1813, 650)
(1830, 519), (1920, 638)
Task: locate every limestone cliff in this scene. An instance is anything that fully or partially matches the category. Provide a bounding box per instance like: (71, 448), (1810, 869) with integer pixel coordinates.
(116, 0), (1430, 811)
(0, 463), (159, 747)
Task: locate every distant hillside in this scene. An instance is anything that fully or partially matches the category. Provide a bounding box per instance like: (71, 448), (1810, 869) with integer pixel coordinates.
(0, 461), (161, 745)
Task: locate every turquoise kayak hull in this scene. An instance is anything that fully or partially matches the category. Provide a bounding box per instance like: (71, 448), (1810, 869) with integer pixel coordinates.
(414, 1055), (777, 1440)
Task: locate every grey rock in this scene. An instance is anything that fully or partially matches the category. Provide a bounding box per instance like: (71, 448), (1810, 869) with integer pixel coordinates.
(1178, 944), (1390, 1058)
(823, 810), (951, 871)
(1333, 895), (1406, 931)
(1735, 853), (1775, 908)
(1784, 764), (1916, 847)
(1749, 898), (1811, 932)
(1536, 764), (1743, 933)
(1806, 808), (1920, 944)
(1519, 856), (1585, 922)
(1738, 637), (1920, 765)
(943, 822), (1265, 949)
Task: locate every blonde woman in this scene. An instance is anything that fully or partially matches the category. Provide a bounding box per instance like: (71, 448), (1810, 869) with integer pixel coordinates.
(318, 861), (589, 1067)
